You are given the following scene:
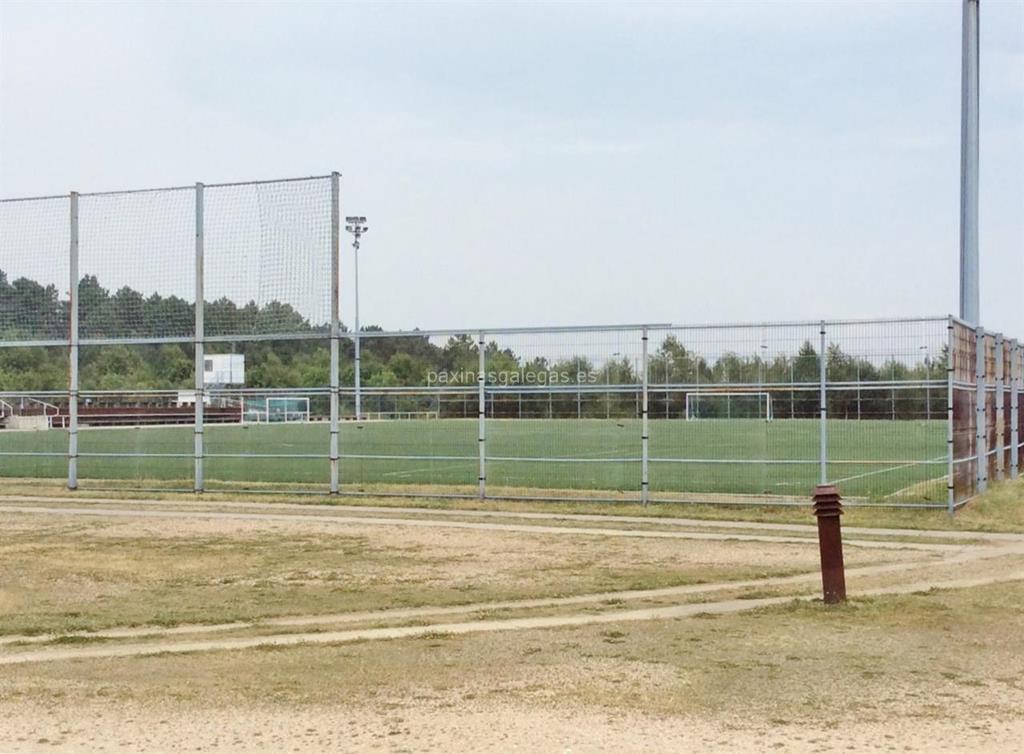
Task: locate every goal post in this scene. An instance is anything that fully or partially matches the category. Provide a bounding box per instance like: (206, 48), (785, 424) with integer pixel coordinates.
(244, 396), (311, 423)
(685, 391), (773, 422)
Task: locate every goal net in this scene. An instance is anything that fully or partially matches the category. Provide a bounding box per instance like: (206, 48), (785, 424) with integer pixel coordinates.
(685, 392), (772, 422)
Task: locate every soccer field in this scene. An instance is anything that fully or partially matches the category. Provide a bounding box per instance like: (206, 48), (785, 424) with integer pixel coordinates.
(0, 418), (947, 501)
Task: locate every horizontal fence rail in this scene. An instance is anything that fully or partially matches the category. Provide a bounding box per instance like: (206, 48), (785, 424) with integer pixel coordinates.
(1, 176), (1021, 509)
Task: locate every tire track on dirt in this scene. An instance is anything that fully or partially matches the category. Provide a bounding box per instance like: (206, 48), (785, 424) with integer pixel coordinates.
(0, 504), (965, 552)
(3, 539), (1020, 650)
(3, 570), (1022, 666)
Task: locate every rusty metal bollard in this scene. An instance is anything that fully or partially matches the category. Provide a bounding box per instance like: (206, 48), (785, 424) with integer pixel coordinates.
(812, 484), (846, 604)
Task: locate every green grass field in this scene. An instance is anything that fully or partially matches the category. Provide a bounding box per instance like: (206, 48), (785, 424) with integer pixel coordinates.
(0, 418), (947, 501)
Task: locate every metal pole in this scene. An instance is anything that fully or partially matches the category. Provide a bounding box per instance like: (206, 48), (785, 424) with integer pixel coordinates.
(696, 360), (700, 417)
(67, 191), (79, 490)
(995, 334), (1005, 481)
(329, 172), (341, 494)
(856, 360), (861, 420)
(1012, 340), (1020, 480)
(976, 326), (987, 493)
(790, 362), (794, 419)
(194, 183), (205, 493)
(923, 346), (931, 422)
(891, 356), (896, 422)
(947, 316), (955, 515)
(819, 321), (827, 485)
(354, 239), (361, 421)
(478, 332), (486, 499)
(959, 0), (980, 325)
(641, 327), (649, 504)
(606, 363), (611, 419)
(665, 358), (671, 419)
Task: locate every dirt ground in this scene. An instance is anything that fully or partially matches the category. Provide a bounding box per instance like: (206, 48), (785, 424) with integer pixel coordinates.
(1, 493), (1022, 752)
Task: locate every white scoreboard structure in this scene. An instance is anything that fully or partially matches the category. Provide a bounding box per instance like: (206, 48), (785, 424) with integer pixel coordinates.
(177, 355), (246, 407)
(204, 354), (245, 386)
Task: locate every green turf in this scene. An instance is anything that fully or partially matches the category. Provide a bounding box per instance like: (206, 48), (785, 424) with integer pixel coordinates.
(0, 418), (947, 501)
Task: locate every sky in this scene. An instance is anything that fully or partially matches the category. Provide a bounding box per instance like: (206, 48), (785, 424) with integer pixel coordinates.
(0, 1), (1021, 336)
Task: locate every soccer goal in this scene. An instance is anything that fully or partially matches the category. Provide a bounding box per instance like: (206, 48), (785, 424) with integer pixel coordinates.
(685, 392), (773, 422)
(245, 397), (311, 423)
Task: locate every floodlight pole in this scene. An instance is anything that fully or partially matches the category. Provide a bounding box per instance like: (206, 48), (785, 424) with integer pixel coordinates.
(959, 0), (980, 325)
(345, 216), (368, 421)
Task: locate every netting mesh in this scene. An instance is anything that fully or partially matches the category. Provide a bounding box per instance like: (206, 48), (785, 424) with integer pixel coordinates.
(0, 197), (71, 341)
(78, 189), (195, 339)
(205, 178), (333, 337)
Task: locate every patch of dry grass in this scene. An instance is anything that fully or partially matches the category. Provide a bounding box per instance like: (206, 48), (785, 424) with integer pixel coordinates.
(0, 513), (825, 636)
(6, 477), (1024, 532)
(3, 580), (1021, 732)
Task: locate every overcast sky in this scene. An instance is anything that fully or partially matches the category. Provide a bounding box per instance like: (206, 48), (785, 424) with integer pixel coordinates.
(1, 1), (1021, 336)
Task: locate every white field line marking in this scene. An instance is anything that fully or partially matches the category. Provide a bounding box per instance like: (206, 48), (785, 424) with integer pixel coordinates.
(830, 454), (948, 486)
(3, 570), (1022, 666)
(886, 475), (950, 499)
(1, 495), (1017, 542)
(380, 463), (468, 479)
(0, 505), (964, 553)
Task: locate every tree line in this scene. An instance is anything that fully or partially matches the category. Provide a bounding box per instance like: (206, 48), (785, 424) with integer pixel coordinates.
(0, 271), (945, 419)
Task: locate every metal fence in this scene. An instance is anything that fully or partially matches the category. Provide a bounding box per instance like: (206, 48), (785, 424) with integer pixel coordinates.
(1, 175), (1020, 510)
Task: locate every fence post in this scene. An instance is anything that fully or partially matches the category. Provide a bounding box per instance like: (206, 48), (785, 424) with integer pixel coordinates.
(641, 327), (649, 504)
(995, 333), (1005, 481)
(194, 183), (205, 493)
(976, 325), (987, 493)
(946, 316), (955, 515)
(1011, 339), (1020, 480)
(478, 331), (486, 500)
(819, 321), (827, 485)
(67, 191), (79, 491)
(329, 171), (341, 494)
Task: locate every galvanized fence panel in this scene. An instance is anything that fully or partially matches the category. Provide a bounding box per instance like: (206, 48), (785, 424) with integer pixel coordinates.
(823, 318), (949, 506)
(951, 319), (978, 505)
(645, 322), (822, 503)
(2, 176), (1022, 510)
(480, 327), (646, 500)
(339, 331), (479, 496)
